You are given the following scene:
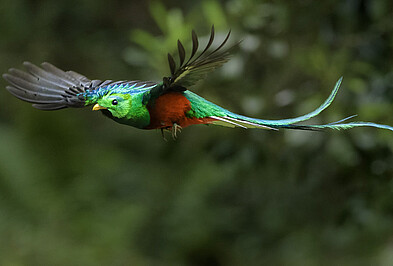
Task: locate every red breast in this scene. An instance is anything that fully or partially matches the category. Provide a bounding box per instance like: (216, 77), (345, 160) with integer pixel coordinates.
(145, 92), (214, 129)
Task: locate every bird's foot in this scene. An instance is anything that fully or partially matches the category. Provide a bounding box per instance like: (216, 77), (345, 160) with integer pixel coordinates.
(171, 123), (182, 140)
(160, 128), (168, 142)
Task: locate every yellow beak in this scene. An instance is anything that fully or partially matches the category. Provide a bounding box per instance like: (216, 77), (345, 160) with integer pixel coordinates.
(92, 104), (107, 111)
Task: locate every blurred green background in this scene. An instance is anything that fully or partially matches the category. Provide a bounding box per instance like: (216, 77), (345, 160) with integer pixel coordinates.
(0, 0), (393, 265)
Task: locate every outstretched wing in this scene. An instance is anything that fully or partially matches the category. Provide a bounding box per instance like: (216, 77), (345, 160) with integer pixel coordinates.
(149, 26), (237, 99)
(2, 62), (140, 110)
(166, 25), (235, 88)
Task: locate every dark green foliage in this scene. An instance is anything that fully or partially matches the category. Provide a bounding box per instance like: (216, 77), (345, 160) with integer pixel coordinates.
(0, 0), (392, 265)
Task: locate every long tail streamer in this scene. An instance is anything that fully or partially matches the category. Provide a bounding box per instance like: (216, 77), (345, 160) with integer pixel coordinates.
(222, 78), (393, 132)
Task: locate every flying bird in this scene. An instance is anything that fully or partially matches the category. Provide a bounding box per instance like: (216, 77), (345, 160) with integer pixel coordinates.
(3, 26), (393, 139)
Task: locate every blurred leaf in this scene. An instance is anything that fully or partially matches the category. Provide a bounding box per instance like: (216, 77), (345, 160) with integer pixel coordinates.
(149, 1), (168, 34)
(202, 0), (227, 29)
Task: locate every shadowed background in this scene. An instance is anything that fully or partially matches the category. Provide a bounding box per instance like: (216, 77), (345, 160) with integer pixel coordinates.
(0, 0), (393, 265)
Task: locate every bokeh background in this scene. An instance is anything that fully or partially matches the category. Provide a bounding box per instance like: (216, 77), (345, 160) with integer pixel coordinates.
(1, 0), (393, 265)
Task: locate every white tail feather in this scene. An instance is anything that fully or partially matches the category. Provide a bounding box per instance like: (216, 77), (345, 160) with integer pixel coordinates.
(210, 116), (276, 130)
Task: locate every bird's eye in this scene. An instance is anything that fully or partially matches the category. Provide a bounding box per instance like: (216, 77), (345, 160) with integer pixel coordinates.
(112, 99), (118, 105)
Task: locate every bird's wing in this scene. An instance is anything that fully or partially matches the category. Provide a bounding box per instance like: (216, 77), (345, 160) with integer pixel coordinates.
(149, 26), (237, 99)
(3, 62), (100, 110)
(2, 62), (155, 110)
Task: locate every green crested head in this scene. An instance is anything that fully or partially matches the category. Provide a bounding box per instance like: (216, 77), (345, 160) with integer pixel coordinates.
(92, 92), (150, 128)
(93, 93), (132, 118)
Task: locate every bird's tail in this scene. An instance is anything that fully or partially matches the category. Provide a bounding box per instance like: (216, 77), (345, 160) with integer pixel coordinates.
(210, 78), (393, 132)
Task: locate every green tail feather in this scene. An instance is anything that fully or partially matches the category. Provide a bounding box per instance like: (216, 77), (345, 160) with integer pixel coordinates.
(274, 121), (393, 131)
(225, 77), (393, 132)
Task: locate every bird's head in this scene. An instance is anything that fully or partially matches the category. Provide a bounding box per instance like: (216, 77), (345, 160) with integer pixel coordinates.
(92, 92), (150, 128)
(92, 93), (132, 118)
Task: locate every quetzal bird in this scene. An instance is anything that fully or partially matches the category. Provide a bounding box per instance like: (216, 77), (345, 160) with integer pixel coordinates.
(3, 27), (393, 138)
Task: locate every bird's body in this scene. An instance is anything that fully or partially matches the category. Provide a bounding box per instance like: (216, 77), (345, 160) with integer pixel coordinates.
(144, 91), (216, 130)
(3, 26), (393, 137)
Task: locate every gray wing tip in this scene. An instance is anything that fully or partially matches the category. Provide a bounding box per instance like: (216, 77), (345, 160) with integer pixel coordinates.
(32, 103), (68, 110)
(3, 62), (93, 109)
(2, 73), (11, 81)
(5, 85), (16, 92)
(23, 61), (33, 67)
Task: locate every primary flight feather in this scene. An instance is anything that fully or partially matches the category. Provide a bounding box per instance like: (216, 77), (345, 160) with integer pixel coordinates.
(3, 26), (393, 138)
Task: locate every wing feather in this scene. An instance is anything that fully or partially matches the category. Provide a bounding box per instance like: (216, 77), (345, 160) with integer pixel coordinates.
(3, 62), (105, 110)
(170, 26), (236, 88)
(150, 26), (237, 99)
(189, 30), (199, 61)
(167, 53), (176, 76)
(177, 40), (186, 66)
